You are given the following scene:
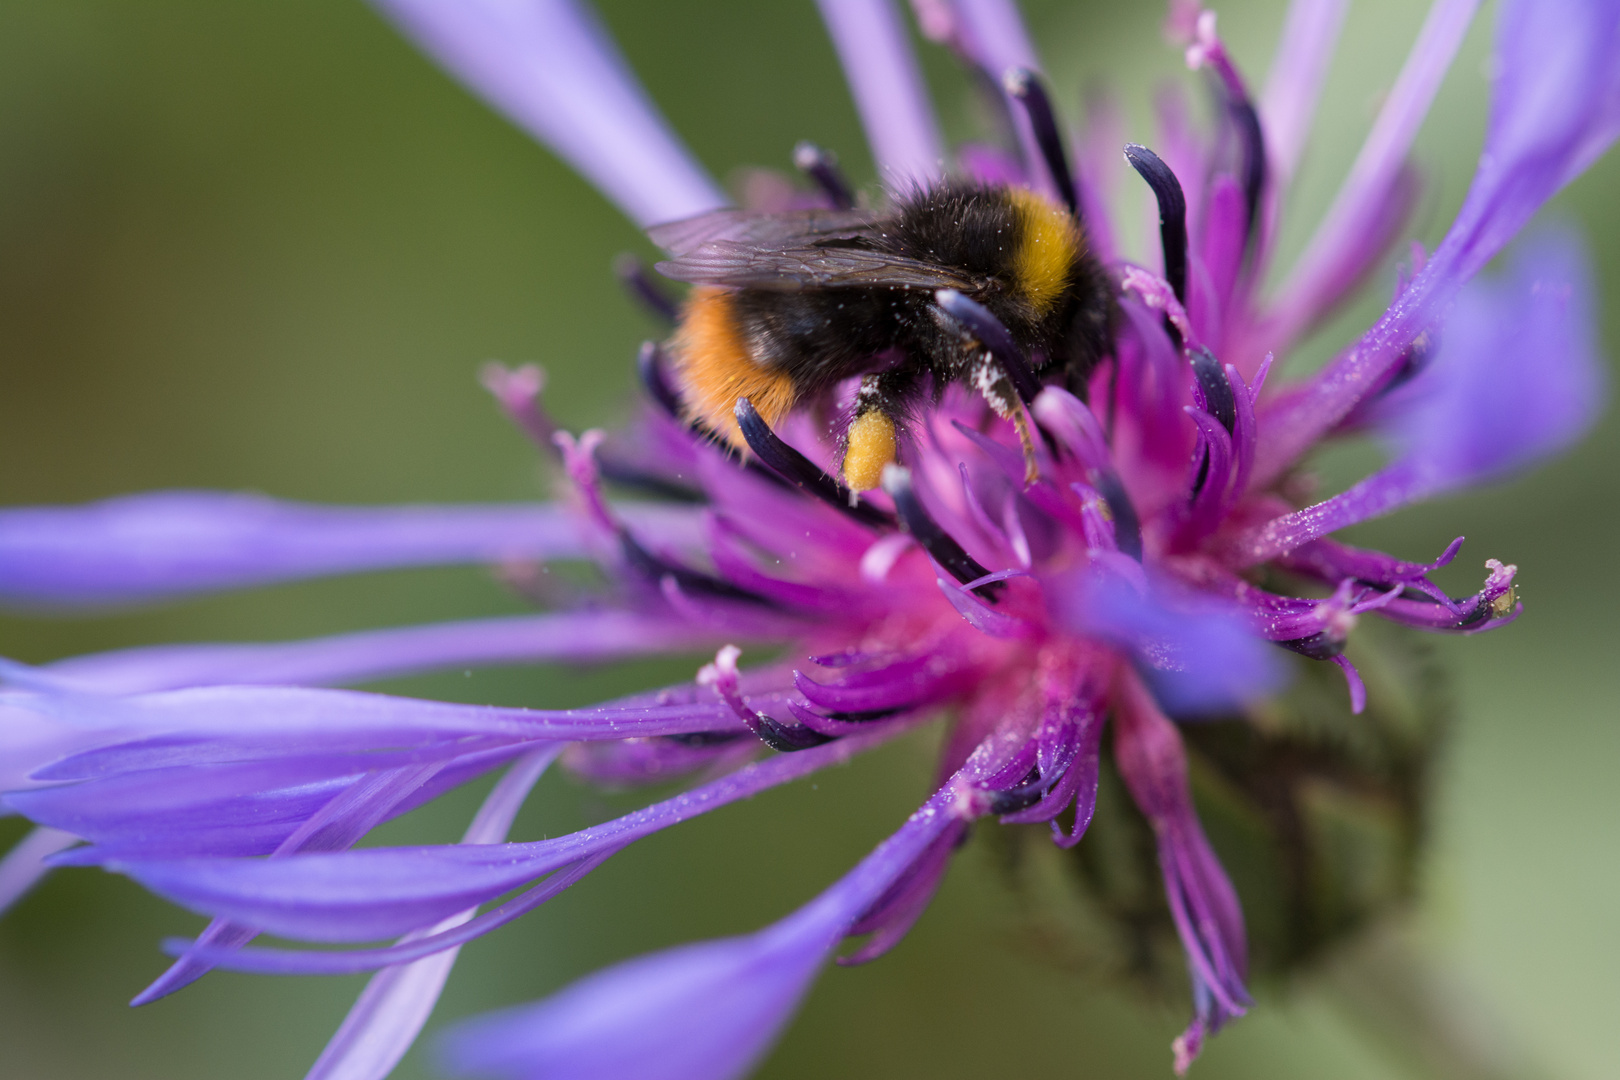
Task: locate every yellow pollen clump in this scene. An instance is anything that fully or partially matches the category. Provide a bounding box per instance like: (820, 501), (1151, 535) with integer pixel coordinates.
(842, 411), (897, 492)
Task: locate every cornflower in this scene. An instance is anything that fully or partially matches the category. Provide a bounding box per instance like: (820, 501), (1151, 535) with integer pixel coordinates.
(0, 0), (1613, 1077)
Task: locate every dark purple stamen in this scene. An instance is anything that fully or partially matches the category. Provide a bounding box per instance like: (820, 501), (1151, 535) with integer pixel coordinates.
(1189, 348), (1237, 434)
(662, 731), (749, 748)
(596, 460), (705, 503)
(1228, 98), (1266, 253)
(1003, 68), (1079, 219)
(1095, 468), (1144, 561)
(637, 341), (685, 417)
(1188, 348), (1236, 500)
(734, 398), (896, 529)
(988, 780), (1049, 815)
(1124, 144), (1188, 305)
(933, 289), (1041, 404)
(618, 529), (775, 607)
(1276, 631), (1345, 660)
(882, 466), (1004, 601)
(639, 343), (794, 492)
(614, 254), (680, 323)
(1378, 330), (1435, 398)
(792, 141), (856, 210)
(748, 713), (835, 752)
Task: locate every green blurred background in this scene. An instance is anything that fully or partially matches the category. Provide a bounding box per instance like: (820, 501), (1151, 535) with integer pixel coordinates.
(0, 1), (1615, 1077)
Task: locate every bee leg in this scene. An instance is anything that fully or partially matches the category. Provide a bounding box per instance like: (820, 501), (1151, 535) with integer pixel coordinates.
(842, 370), (916, 493)
(969, 352), (1041, 487)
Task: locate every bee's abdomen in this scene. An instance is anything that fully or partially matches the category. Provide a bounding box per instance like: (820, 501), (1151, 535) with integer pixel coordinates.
(668, 287), (799, 448)
(730, 288), (915, 392)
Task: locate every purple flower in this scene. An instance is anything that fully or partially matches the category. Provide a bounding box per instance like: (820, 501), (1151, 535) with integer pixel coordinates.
(1, 0), (1613, 1076)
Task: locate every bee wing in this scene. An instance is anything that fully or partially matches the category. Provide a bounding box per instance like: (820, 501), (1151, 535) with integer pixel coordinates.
(647, 206), (983, 292)
(655, 243), (982, 291)
(647, 207), (880, 255)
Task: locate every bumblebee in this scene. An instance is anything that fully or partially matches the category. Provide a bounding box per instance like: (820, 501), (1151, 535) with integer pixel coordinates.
(649, 179), (1113, 491)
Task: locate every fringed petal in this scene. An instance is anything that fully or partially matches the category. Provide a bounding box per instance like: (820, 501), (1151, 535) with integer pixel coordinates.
(1263, 0), (1479, 347)
(1258, 0), (1350, 192)
(30, 610), (729, 694)
(104, 730), (901, 946)
(0, 825), (77, 917)
(1257, 0), (1620, 484)
(1230, 230), (1605, 564)
(370, 0), (726, 227)
(302, 748), (555, 1080)
(0, 492), (701, 609)
(1054, 562), (1284, 714)
(1113, 671), (1250, 1073)
(816, 0), (945, 185)
(437, 770), (975, 1080)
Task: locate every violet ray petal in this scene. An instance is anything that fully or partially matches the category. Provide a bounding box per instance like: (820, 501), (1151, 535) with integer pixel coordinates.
(0, 492), (702, 609)
(170, 852), (616, 978)
(1230, 230), (1605, 565)
(935, 573), (1032, 639)
(1052, 720), (1103, 848)
(107, 730), (901, 943)
(1277, 535), (1463, 599)
(18, 742), (685, 863)
(1053, 566), (1284, 714)
(936, 0), (1052, 199)
(437, 776), (969, 1080)
(10, 759), (447, 858)
(302, 748), (556, 1080)
(0, 826), (78, 917)
(561, 735), (753, 786)
(1375, 558), (1518, 631)
(1256, 0), (1620, 485)
(793, 657), (975, 713)
(369, 0), (726, 227)
(33, 610), (729, 695)
(838, 818), (965, 965)
(1222, 461), (1427, 568)
(1031, 388), (1111, 472)
(1259, 0), (1350, 191)
(11, 685), (753, 764)
(1266, 0), (1479, 345)
(134, 759), (462, 1004)
(1370, 227), (1606, 487)
(944, 0), (1037, 85)
(815, 0), (945, 185)
(1113, 673), (1248, 1071)
(1331, 654), (1368, 714)
(0, 699), (124, 793)
(442, 921), (825, 1080)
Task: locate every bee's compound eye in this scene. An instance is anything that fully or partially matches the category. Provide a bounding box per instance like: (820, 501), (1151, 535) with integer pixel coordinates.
(842, 411), (897, 492)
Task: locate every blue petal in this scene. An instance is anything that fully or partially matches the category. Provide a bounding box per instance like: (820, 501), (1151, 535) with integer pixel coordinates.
(0, 491), (702, 609)
(1379, 226), (1606, 488)
(370, 0), (726, 227)
(1056, 561), (1286, 715)
(33, 609), (722, 694)
(441, 928), (825, 1080)
(439, 781), (967, 1080)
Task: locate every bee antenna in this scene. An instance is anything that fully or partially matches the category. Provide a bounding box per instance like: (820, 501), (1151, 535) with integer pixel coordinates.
(1003, 68), (1079, 220)
(1123, 144), (1188, 306)
(734, 398), (895, 529)
(880, 465), (1004, 602)
(793, 141), (856, 210)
